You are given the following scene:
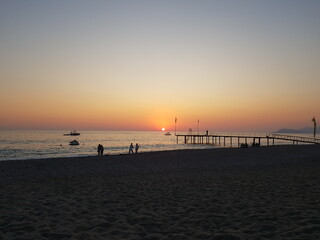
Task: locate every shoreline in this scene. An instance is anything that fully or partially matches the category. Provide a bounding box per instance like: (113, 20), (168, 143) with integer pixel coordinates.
(1, 144), (320, 239)
(0, 144), (216, 162)
(0, 146), (214, 162)
(0, 143), (317, 162)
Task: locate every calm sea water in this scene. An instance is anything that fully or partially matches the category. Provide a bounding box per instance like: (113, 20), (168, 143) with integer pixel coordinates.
(0, 130), (314, 161)
(0, 130), (215, 161)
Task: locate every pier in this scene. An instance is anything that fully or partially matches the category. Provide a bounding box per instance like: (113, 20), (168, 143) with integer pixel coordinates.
(176, 133), (320, 147)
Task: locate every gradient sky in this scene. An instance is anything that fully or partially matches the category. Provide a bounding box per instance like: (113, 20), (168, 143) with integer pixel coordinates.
(1, 0), (319, 132)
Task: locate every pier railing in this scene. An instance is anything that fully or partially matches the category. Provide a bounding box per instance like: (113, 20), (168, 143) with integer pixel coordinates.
(267, 134), (320, 144)
(175, 132), (320, 146)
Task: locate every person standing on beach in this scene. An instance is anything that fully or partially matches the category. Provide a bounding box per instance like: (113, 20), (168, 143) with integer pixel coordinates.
(97, 144), (101, 156)
(135, 143), (139, 153)
(129, 143), (134, 154)
(101, 144), (104, 155)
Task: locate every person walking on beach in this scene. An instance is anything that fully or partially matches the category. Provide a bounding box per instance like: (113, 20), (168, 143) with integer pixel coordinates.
(129, 143), (134, 154)
(135, 143), (139, 153)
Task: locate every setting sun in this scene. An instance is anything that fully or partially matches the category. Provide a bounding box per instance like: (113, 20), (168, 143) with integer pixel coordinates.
(161, 128), (165, 131)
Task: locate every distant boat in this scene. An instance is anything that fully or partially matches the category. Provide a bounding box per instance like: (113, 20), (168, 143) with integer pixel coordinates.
(69, 140), (79, 145)
(164, 132), (171, 136)
(64, 131), (80, 136)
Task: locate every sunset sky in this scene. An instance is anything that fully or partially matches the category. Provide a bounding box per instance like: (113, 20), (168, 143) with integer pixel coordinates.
(1, 0), (319, 132)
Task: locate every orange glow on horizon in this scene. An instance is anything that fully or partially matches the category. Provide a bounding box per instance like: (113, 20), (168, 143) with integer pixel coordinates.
(0, 88), (318, 132)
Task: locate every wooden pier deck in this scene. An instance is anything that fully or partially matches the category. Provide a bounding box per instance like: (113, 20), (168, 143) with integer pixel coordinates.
(175, 133), (320, 147)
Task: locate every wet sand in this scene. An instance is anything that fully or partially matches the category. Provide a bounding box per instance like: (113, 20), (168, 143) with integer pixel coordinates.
(1, 145), (320, 240)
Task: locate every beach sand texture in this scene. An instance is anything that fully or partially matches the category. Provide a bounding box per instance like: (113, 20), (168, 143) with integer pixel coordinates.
(1, 145), (320, 240)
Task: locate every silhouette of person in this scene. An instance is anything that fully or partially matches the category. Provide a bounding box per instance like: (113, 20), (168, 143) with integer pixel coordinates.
(135, 143), (139, 153)
(101, 145), (104, 155)
(129, 143), (134, 154)
(97, 144), (102, 156)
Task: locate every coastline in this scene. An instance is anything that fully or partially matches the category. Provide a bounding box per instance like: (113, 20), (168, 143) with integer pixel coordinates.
(1, 144), (320, 239)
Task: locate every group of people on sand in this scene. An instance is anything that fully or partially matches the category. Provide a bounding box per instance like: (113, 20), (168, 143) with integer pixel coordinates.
(97, 144), (104, 156)
(97, 143), (139, 156)
(129, 143), (139, 154)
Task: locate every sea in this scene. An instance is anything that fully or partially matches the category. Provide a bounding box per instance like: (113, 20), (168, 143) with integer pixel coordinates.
(0, 130), (315, 161)
(0, 130), (213, 161)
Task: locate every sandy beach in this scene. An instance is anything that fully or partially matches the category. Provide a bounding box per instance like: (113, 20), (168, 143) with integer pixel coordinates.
(1, 145), (320, 240)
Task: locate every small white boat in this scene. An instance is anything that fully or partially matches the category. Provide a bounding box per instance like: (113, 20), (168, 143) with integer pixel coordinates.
(164, 132), (171, 136)
(69, 140), (79, 145)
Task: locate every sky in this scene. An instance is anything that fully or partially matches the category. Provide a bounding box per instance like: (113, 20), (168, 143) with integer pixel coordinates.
(0, 0), (319, 132)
